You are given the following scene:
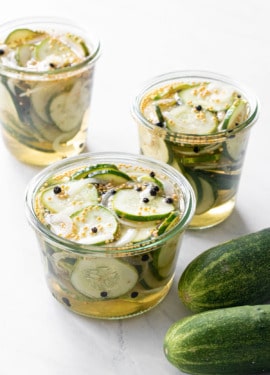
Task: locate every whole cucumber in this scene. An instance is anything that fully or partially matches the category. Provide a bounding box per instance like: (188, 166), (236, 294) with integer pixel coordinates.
(178, 228), (270, 312)
(164, 304), (270, 375)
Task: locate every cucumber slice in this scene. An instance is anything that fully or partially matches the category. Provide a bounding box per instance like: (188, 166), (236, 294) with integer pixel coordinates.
(179, 82), (235, 111)
(41, 179), (98, 213)
(71, 258), (138, 299)
(225, 132), (248, 161)
(221, 99), (248, 130)
(5, 28), (46, 46)
(72, 164), (119, 180)
(132, 225), (157, 242)
(184, 170), (217, 215)
(157, 211), (179, 235)
(31, 82), (65, 123)
(195, 175), (217, 215)
(166, 104), (218, 135)
(35, 36), (79, 65)
(71, 205), (118, 245)
(15, 44), (35, 66)
(48, 79), (91, 132)
(112, 188), (174, 221)
(153, 241), (177, 271)
(137, 174), (164, 190)
(140, 265), (170, 289)
(61, 33), (90, 58)
(0, 80), (21, 125)
(138, 125), (172, 163)
(87, 169), (133, 185)
(29, 107), (62, 142)
(152, 83), (199, 100)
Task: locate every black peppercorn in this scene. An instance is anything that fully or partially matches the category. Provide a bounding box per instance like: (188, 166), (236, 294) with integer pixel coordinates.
(150, 188), (157, 196)
(195, 105), (202, 111)
(141, 254), (149, 261)
(91, 227), (98, 233)
(100, 291), (108, 298)
(165, 197), (173, 204)
(53, 186), (62, 194)
(143, 197), (149, 203)
(131, 291), (139, 298)
(150, 171), (155, 178)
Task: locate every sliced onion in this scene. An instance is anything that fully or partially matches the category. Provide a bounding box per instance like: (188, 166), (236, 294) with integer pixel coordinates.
(45, 213), (73, 237)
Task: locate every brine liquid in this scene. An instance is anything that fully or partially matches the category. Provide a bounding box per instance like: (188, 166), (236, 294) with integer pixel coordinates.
(48, 276), (173, 319)
(189, 197), (236, 229)
(138, 124), (250, 229)
(1, 119), (88, 166)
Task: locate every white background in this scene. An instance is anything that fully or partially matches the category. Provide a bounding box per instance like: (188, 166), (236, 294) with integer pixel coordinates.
(0, 1), (269, 374)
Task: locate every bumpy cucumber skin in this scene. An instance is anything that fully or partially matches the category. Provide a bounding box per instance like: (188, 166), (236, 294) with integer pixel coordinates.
(164, 304), (270, 375)
(178, 228), (270, 313)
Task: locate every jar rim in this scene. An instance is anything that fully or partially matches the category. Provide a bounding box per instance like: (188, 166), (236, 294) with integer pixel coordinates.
(0, 16), (101, 77)
(25, 151), (196, 256)
(131, 69), (259, 143)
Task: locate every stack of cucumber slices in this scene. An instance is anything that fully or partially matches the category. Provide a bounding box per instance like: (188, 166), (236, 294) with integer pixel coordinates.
(139, 81), (249, 216)
(37, 163), (182, 300)
(39, 163), (179, 246)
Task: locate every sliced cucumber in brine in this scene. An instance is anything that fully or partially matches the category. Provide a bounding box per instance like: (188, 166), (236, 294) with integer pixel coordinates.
(87, 168), (133, 185)
(138, 125), (172, 163)
(224, 129), (249, 162)
(41, 179), (98, 213)
(71, 258), (138, 299)
(72, 164), (119, 180)
(179, 82), (236, 111)
(196, 175), (217, 214)
(48, 79), (91, 132)
(34, 36), (79, 65)
(184, 169), (217, 215)
(166, 104), (218, 135)
(31, 81), (65, 123)
(112, 188), (174, 221)
(221, 98), (248, 130)
(5, 28), (46, 46)
(15, 44), (35, 67)
(71, 205), (118, 245)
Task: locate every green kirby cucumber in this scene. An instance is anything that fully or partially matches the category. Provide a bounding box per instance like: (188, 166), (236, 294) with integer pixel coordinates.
(178, 228), (270, 313)
(164, 304), (270, 375)
(71, 205), (118, 245)
(112, 188), (174, 221)
(71, 258), (138, 299)
(41, 179), (98, 213)
(166, 104), (218, 135)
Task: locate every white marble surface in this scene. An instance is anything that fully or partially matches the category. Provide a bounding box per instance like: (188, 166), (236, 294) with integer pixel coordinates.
(0, 1), (270, 374)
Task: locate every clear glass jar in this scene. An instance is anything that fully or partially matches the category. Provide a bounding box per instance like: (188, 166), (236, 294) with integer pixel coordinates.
(25, 151), (195, 319)
(0, 17), (100, 166)
(131, 70), (259, 229)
